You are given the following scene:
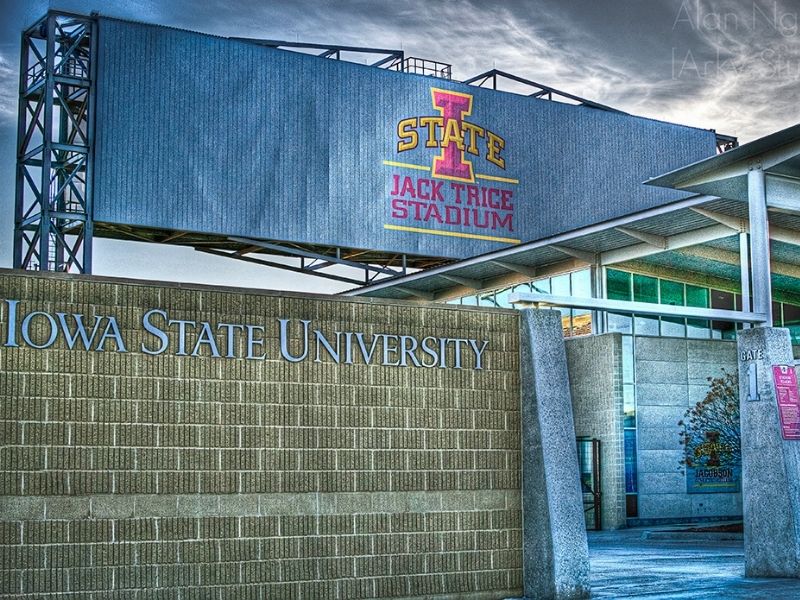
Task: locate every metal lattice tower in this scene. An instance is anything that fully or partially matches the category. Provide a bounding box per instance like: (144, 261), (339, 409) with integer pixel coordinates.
(14, 12), (96, 273)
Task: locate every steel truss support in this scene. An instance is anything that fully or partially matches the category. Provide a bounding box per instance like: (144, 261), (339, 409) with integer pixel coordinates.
(462, 69), (625, 113)
(195, 237), (411, 286)
(14, 11), (96, 273)
(231, 38), (406, 69)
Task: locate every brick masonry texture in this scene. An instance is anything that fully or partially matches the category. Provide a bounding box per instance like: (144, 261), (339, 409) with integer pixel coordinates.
(0, 270), (522, 599)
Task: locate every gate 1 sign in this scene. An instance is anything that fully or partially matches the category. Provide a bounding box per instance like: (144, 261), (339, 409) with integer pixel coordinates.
(772, 365), (800, 441)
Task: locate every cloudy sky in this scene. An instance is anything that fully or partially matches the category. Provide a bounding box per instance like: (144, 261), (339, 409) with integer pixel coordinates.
(0, 0), (798, 292)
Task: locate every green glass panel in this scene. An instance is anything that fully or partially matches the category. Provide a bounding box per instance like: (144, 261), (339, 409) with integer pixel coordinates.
(686, 285), (709, 308)
(633, 274), (658, 304)
(659, 279), (684, 306)
(685, 285), (709, 337)
(607, 269), (631, 301)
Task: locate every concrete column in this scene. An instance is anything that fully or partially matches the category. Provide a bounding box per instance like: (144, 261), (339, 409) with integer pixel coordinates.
(739, 232), (751, 329)
(590, 264), (605, 335)
(520, 309), (590, 599)
(737, 326), (800, 577)
(748, 167), (772, 325)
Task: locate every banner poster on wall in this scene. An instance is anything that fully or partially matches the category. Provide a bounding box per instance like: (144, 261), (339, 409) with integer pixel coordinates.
(681, 371), (742, 494)
(772, 364), (800, 440)
(685, 425), (742, 493)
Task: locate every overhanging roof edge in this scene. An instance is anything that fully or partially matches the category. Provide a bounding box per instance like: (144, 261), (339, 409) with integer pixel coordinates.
(645, 123), (800, 189)
(342, 193), (719, 298)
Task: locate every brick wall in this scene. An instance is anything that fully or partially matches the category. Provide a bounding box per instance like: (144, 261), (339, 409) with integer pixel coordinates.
(565, 334), (626, 530)
(0, 270), (522, 599)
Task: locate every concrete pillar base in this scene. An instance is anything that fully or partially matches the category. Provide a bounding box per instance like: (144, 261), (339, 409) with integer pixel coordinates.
(520, 310), (590, 599)
(737, 326), (800, 578)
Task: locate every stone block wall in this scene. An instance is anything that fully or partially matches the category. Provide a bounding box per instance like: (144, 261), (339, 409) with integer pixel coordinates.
(565, 334), (626, 530)
(0, 270), (522, 599)
(634, 336), (741, 523)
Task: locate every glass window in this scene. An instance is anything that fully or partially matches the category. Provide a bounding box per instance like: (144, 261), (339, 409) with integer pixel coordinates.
(686, 285), (709, 308)
(621, 335), (634, 384)
(783, 303), (800, 344)
(462, 295), (478, 306)
(660, 280), (684, 306)
(660, 316), (686, 338)
(478, 291), (497, 307)
(633, 274), (658, 304)
(773, 302), (782, 326)
(551, 273), (570, 296)
(571, 269), (592, 298)
(531, 279), (550, 294)
(495, 287), (512, 308)
(686, 285), (710, 338)
(559, 307), (572, 337)
(735, 294), (753, 312)
(711, 290), (735, 338)
(572, 309), (592, 336)
(634, 315), (659, 336)
(623, 385), (636, 428)
(607, 269), (631, 301)
(608, 313), (632, 334)
(624, 429), (638, 494)
(513, 282), (531, 294)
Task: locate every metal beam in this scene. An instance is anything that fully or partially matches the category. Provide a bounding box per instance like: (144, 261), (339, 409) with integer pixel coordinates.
(462, 69), (625, 114)
(395, 286), (434, 301)
(230, 37), (402, 57)
(195, 248), (366, 286)
(440, 274), (483, 290)
(600, 224), (734, 265)
(690, 207), (745, 231)
(749, 166), (772, 325)
(508, 292), (767, 324)
(14, 11), (95, 273)
(677, 245), (800, 280)
(766, 174), (800, 213)
(491, 260), (538, 277)
(345, 194), (721, 297)
(549, 244), (596, 264)
(691, 206), (800, 245)
(614, 226), (667, 249)
(227, 236), (400, 276)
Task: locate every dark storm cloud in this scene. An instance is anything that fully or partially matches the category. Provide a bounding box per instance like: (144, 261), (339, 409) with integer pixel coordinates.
(0, 0), (798, 141)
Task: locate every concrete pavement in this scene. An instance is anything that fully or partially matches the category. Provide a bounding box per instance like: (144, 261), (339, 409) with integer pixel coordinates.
(587, 528), (800, 599)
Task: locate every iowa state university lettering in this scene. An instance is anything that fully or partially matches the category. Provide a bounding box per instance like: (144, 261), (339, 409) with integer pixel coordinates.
(2, 300), (489, 370)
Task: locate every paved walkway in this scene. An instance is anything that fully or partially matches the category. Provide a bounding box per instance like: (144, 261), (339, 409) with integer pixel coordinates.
(588, 528), (800, 599)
